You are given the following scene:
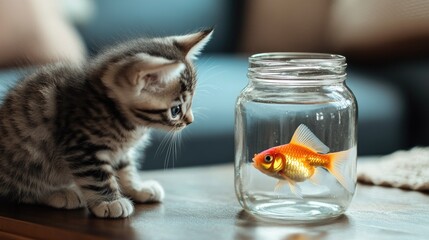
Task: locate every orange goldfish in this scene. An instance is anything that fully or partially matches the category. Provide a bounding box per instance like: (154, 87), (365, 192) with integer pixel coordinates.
(252, 124), (355, 198)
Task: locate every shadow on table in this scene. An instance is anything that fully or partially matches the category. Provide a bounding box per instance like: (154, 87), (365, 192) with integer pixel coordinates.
(234, 210), (352, 240)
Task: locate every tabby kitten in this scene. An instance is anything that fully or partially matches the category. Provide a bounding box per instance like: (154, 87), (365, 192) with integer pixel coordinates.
(0, 29), (213, 218)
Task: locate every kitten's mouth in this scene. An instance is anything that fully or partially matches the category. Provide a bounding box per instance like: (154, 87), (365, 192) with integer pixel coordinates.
(173, 124), (186, 131)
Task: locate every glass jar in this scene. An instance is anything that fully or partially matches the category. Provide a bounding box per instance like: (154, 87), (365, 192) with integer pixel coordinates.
(234, 52), (357, 222)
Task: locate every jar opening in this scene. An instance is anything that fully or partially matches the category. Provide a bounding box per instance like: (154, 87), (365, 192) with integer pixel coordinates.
(248, 52), (347, 85)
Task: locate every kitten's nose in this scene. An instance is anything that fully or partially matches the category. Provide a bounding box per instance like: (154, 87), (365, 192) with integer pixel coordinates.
(185, 117), (193, 125)
(185, 111), (194, 125)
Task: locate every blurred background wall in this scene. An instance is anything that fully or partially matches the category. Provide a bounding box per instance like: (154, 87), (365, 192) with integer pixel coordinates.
(239, 0), (429, 150)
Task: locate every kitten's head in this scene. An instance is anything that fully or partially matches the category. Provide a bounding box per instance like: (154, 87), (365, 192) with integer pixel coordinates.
(95, 29), (213, 131)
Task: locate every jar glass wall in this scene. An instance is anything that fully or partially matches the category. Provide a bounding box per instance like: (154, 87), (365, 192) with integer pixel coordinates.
(234, 53), (357, 222)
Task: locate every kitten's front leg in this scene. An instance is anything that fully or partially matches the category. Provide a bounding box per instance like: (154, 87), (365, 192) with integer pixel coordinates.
(66, 153), (134, 218)
(42, 184), (86, 209)
(116, 155), (165, 203)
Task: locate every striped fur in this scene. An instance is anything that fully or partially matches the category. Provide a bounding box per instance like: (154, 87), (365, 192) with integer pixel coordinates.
(0, 29), (213, 218)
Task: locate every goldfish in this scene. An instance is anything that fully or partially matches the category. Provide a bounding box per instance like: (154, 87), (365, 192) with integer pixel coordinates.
(252, 124), (355, 198)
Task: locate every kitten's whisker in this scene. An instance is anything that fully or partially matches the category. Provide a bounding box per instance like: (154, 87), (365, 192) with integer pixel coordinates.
(162, 131), (176, 169)
(201, 66), (223, 77)
(198, 69), (227, 82)
(176, 131), (183, 165)
(154, 134), (169, 158)
(193, 106), (209, 111)
(195, 84), (221, 98)
(164, 143), (171, 169)
(192, 108), (209, 121)
(195, 58), (218, 72)
(172, 128), (182, 169)
(194, 89), (211, 96)
(170, 132), (177, 169)
(196, 82), (220, 91)
(195, 56), (215, 71)
(164, 127), (182, 169)
(154, 129), (175, 165)
(193, 106), (209, 113)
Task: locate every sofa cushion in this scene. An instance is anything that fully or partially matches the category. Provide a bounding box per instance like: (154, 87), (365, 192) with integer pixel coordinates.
(328, 0), (429, 59)
(0, 0), (86, 67)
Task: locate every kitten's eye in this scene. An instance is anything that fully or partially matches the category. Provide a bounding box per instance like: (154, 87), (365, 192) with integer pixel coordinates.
(171, 105), (182, 118)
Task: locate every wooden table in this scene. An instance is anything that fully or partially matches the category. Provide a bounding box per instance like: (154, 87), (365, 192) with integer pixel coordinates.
(0, 163), (428, 240)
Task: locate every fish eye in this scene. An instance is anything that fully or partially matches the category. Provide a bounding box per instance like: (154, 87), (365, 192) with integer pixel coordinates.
(264, 155), (273, 163)
(170, 105), (182, 118)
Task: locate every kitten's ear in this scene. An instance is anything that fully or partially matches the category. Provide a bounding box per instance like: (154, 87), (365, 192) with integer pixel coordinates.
(174, 28), (214, 60)
(129, 53), (185, 86)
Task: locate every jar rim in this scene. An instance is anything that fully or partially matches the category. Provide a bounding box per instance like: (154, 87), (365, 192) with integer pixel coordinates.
(248, 52), (347, 85)
(249, 52), (346, 64)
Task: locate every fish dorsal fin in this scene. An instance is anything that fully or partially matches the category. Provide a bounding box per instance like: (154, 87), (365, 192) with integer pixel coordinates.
(290, 124), (330, 154)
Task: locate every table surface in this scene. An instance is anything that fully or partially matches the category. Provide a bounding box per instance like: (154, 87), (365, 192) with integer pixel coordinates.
(0, 161), (428, 240)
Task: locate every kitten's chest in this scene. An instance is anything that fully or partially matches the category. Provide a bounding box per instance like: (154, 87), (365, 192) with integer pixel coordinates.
(97, 127), (149, 165)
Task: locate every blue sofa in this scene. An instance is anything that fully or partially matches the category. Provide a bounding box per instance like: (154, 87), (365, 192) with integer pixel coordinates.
(2, 0), (425, 170)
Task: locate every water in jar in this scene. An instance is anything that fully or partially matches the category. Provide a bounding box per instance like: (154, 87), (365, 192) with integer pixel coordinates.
(235, 87), (357, 222)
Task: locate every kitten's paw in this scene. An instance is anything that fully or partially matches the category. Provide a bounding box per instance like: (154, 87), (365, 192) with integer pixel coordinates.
(45, 188), (85, 209)
(128, 180), (165, 203)
(90, 198), (134, 218)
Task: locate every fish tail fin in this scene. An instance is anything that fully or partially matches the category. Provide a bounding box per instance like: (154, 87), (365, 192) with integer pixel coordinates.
(326, 146), (357, 192)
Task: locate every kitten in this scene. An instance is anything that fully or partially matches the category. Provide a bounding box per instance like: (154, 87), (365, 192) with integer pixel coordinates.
(0, 29), (213, 218)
